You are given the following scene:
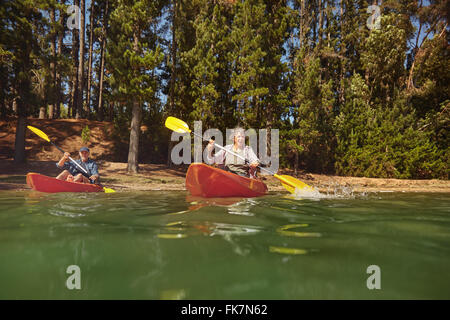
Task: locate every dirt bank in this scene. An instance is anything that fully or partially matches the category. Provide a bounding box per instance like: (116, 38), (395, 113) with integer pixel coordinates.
(1, 118), (449, 193)
(0, 118), (115, 161)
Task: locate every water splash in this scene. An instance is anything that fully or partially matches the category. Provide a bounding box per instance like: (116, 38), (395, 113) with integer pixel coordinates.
(286, 183), (367, 200)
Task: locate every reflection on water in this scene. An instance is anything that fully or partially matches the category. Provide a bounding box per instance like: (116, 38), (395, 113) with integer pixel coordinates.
(159, 288), (187, 300)
(0, 190), (449, 299)
(277, 224), (322, 238)
(269, 246), (308, 255)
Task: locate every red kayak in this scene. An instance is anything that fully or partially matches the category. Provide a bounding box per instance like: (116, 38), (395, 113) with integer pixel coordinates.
(26, 172), (103, 193)
(185, 163), (268, 198)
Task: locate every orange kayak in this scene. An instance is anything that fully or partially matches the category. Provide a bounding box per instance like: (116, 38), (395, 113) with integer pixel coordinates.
(26, 172), (103, 193)
(185, 163), (267, 198)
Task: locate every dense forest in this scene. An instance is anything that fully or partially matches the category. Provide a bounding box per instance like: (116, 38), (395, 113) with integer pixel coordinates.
(1, 0), (448, 178)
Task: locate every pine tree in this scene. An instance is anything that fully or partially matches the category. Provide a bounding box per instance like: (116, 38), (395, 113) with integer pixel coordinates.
(86, 0), (95, 119)
(96, 0), (109, 121)
(361, 13), (407, 104)
(292, 48), (335, 172)
(76, 0), (85, 119)
(184, 2), (221, 127)
(4, 0), (47, 162)
(108, 0), (165, 173)
(229, 0), (271, 128)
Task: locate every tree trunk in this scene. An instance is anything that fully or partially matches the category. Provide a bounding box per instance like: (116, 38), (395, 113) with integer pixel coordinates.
(14, 115), (27, 163)
(109, 101), (114, 121)
(266, 101), (273, 151)
(48, 6), (57, 119)
(70, 0), (79, 119)
(169, 0), (177, 115)
(12, 96), (17, 114)
(39, 107), (46, 119)
(14, 79), (28, 163)
(167, 141), (174, 167)
(127, 30), (142, 173)
(97, 0), (108, 121)
(318, 0), (323, 48)
(97, 36), (106, 120)
(56, 6), (65, 119)
(339, 0), (345, 105)
(127, 99), (142, 173)
(299, 0), (306, 49)
(76, 0), (85, 119)
(167, 0), (177, 168)
(86, 0), (95, 119)
(14, 9), (33, 163)
(312, 1), (317, 46)
(0, 79), (5, 119)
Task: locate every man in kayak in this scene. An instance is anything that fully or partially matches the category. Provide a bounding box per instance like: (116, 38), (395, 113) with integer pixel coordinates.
(206, 127), (259, 178)
(55, 147), (99, 183)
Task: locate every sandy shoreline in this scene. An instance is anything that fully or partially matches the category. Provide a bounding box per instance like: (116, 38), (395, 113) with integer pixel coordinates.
(1, 160), (449, 193)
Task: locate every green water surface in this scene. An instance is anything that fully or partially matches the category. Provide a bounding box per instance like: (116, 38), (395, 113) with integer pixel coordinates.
(0, 190), (449, 299)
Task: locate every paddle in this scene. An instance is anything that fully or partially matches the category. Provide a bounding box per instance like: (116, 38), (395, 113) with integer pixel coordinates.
(164, 116), (314, 194)
(27, 125), (115, 193)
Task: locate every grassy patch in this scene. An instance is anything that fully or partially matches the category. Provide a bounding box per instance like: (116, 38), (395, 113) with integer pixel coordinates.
(102, 174), (182, 185)
(100, 177), (119, 184)
(0, 175), (26, 183)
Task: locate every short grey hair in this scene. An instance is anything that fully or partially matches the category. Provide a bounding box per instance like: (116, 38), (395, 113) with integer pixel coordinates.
(232, 127), (245, 138)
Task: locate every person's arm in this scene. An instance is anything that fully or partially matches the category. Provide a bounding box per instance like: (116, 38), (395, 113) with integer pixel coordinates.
(206, 140), (226, 164)
(246, 147), (259, 167)
(89, 162), (99, 182)
(56, 152), (70, 169)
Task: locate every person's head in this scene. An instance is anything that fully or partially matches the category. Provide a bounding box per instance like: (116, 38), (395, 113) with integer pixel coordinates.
(232, 127), (245, 148)
(79, 147), (90, 161)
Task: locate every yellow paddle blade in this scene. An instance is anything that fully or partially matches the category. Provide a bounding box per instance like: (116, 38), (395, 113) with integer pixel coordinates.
(165, 116), (191, 134)
(103, 187), (115, 193)
(27, 126), (50, 142)
(274, 174), (314, 194)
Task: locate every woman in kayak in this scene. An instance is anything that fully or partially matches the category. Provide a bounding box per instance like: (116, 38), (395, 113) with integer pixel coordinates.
(55, 147), (99, 183)
(206, 127), (259, 178)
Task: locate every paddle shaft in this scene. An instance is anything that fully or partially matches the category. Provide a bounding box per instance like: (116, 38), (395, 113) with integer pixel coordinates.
(192, 131), (275, 176)
(51, 141), (89, 175)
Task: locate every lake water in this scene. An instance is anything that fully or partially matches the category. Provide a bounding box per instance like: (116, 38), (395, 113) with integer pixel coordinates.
(0, 190), (449, 299)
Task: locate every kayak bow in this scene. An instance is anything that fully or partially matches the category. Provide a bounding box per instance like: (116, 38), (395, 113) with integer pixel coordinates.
(186, 163), (267, 198)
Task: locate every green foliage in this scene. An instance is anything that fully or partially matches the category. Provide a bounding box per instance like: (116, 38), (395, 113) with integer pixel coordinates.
(81, 125), (90, 144)
(59, 104), (69, 119)
(183, 2), (223, 128)
(291, 48), (335, 172)
(361, 14), (407, 103)
(410, 34), (450, 117)
(334, 74), (448, 179)
(107, 0), (164, 103)
(230, 0), (270, 127)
